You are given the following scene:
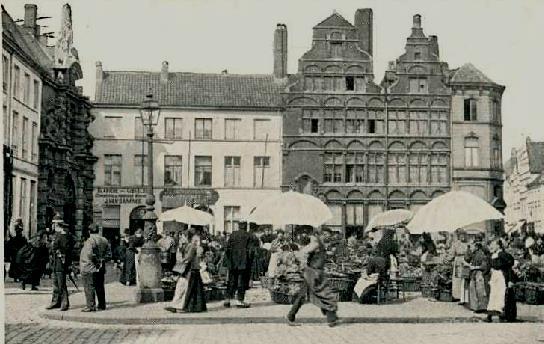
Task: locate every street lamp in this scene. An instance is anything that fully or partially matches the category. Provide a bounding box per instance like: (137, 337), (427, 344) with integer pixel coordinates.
(135, 93), (164, 303)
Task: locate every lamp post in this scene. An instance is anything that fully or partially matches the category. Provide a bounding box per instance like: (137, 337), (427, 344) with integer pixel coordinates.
(135, 93), (164, 303)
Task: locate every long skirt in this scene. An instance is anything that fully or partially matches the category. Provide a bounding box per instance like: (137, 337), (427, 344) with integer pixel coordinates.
(487, 269), (506, 313)
(183, 270), (207, 313)
(304, 266), (337, 312)
(170, 276), (188, 309)
(468, 270), (488, 311)
(451, 257), (465, 300)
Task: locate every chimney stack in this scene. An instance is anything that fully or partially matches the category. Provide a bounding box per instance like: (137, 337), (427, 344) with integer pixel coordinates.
(95, 61), (103, 100)
(354, 8), (373, 56)
(24, 4), (39, 38)
(273, 24), (288, 79)
(413, 14), (422, 28)
(161, 61), (169, 83)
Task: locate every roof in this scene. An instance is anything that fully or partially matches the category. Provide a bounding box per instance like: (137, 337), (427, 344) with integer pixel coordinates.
(504, 158), (515, 179)
(1, 6), (53, 71)
(527, 140), (544, 174)
(314, 12), (353, 28)
(95, 71), (287, 108)
(450, 63), (496, 84)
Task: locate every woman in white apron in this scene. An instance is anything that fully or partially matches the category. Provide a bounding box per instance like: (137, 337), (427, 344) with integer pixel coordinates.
(486, 239), (517, 323)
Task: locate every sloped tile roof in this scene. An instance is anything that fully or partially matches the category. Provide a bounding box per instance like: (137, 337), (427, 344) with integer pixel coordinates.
(314, 12), (353, 28)
(2, 6), (53, 70)
(450, 63), (496, 84)
(96, 71), (287, 108)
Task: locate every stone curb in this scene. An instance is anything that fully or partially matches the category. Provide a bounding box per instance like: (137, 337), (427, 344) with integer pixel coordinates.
(39, 312), (541, 325)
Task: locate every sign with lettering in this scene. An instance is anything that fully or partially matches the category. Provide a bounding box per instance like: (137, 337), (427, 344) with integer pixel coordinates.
(160, 188), (219, 209)
(95, 187), (147, 205)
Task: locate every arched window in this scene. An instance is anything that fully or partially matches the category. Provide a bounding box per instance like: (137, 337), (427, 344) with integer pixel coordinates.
(464, 137), (479, 167)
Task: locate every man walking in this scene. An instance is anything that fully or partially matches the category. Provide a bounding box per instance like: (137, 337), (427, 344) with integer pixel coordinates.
(89, 224), (111, 311)
(46, 215), (72, 311)
(224, 222), (255, 308)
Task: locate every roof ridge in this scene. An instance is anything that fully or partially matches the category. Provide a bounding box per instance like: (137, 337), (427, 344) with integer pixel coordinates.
(314, 11), (353, 28)
(104, 70), (276, 77)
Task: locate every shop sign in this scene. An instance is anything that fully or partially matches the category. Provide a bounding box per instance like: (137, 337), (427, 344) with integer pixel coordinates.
(160, 188), (219, 208)
(95, 187), (147, 205)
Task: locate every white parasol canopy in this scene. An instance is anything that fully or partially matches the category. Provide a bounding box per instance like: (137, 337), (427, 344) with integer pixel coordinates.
(245, 191), (332, 227)
(365, 209), (413, 232)
(407, 190), (504, 234)
(158, 206), (213, 226)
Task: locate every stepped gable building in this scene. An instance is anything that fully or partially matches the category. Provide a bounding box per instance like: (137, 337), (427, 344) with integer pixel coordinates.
(91, 59), (285, 238)
(282, 10), (505, 235)
(2, 4), (96, 240)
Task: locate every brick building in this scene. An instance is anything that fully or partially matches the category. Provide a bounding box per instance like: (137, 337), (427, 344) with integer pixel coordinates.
(2, 4), (96, 240)
(282, 10), (505, 236)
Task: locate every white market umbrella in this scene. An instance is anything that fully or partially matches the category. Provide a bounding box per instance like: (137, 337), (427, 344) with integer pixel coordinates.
(365, 209), (413, 232)
(246, 191), (332, 228)
(407, 190), (504, 234)
(158, 206), (213, 226)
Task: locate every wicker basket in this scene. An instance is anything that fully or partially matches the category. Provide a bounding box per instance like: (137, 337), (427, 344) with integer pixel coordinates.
(327, 277), (356, 302)
(525, 283), (544, 305)
(402, 277), (422, 292)
(437, 289), (453, 302)
(261, 276), (275, 289)
(421, 284), (434, 298)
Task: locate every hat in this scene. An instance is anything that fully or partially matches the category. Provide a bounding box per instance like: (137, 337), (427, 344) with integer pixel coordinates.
(52, 213), (67, 225)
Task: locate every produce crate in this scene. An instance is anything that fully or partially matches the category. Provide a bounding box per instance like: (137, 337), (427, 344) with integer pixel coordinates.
(514, 283), (526, 302)
(525, 283), (544, 305)
(402, 277), (422, 292)
(261, 276), (275, 289)
(328, 277), (356, 302)
(421, 284), (435, 298)
(437, 289), (453, 302)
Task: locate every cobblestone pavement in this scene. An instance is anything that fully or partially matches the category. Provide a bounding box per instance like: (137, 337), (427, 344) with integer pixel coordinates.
(5, 322), (543, 344)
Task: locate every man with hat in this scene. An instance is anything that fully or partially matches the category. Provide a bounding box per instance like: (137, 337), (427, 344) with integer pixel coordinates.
(7, 218), (27, 282)
(46, 214), (72, 311)
(89, 224), (111, 310)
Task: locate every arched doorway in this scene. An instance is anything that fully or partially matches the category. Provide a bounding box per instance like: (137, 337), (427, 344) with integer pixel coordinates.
(129, 205), (147, 235)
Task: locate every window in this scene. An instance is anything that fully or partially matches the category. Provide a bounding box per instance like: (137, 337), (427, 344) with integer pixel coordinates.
(491, 100), (500, 123)
(30, 180), (36, 233)
(194, 156), (212, 186)
(134, 155), (148, 186)
(164, 155), (182, 186)
(324, 110), (344, 133)
(388, 110), (406, 135)
(33, 80), (39, 109)
(414, 52), (422, 60)
(135, 117), (145, 139)
(224, 156), (241, 187)
(388, 154), (407, 184)
(346, 204), (364, 226)
(330, 41), (342, 57)
(345, 76), (354, 91)
(254, 119), (272, 140)
(23, 73), (30, 104)
(325, 204), (342, 226)
(430, 154), (448, 184)
(430, 111), (447, 136)
(102, 205), (121, 229)
(3, 106), (8, 145)
(225, 119), (241, 140)
(302, 109), (320, 134)
(104, 154), (122, 186)
(409, 153), (428, 184)
(311, 118), (319, 133)
(195, 118), (212, 139)
(368, 119), (376, 134)
(19, 178), (27, 219)
(254, 156), (271, 187)
(12, 111), (19, 156)
(2, 55), (8, 93)
(21, 117), (28, 160)
(368, 110), (384, 134)
(409, 111), (428, 135)
(464, 99), (477, 121)
(367, 153), (385, 183)
(464, 137), (479, 167)
(345, 153), (364, 183)
(346, 110), (363, 134)
(165, 118), (183, 139)
(409, 78), (428, 94)
(324, 153), (343, 183)
(224, 206), (240, 233)
(13, 65), (20, 99)
(31, 122), (37, 162)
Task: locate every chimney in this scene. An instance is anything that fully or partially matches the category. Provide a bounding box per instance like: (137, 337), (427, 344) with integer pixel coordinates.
(221, 69), (228, 75)
(95, 61), (103, 100)
(429, 35), (439, 58)
(161, 61), (169, 83)
(273, 23), (288, 78)
(23, 4), (39, 38)
(413, 14), (422, 28)
(354, 8), (373, 56)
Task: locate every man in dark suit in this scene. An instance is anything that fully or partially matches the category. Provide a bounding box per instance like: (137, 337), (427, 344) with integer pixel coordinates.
(46, 215), (72, 311)
(224, 222), (256, 308)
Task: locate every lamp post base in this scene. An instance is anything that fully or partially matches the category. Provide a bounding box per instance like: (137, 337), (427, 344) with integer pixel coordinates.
(135, 288), (164, 303)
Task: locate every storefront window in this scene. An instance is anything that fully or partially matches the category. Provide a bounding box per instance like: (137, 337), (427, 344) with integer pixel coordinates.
(194, 156), (212, 186)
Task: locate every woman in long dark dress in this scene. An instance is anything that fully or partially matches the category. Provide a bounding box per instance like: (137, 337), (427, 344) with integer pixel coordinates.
(486, 238), (517, 322)
(466, 242), (490, 312)
(182, 233), (207, 313)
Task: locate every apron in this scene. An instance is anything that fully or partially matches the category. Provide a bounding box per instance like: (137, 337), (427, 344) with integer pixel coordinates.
(487, 268), (506, 313)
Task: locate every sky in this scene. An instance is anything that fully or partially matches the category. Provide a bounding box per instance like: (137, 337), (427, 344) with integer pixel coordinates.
(4, 0), (544, 158)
